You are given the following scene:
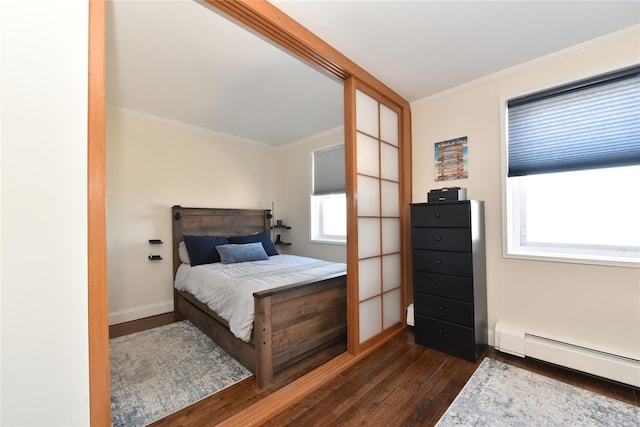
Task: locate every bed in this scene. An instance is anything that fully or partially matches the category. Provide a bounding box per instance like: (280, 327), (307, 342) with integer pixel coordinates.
(171, 206), (348, 388)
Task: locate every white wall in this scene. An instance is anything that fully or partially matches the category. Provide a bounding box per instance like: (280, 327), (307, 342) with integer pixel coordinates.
(411, 28), (640, 358)
(0, 1), (90, 425)
(106, 108), (346, 322)
(106, 108), (279, 324)
(277, 127), (347, 263)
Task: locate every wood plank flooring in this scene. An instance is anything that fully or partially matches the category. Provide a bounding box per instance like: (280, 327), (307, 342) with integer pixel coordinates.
(109, 314), (639, 426)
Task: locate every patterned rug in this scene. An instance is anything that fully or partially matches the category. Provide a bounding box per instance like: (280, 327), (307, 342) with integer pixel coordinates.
(436, 358), (639, 426)
(110, 320), (252, 427)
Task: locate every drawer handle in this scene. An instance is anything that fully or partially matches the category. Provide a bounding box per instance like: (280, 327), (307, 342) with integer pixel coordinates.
(436, 260), (442, 265)
(437, 283), (443, 288)
(439, 329), (444, 334)
(435, 236), (442, 242)
(435, 213), (441, 218)
(438, 306), (443, 310)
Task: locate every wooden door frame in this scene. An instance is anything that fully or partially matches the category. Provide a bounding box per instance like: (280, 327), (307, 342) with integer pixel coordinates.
(88, 0), (110, 424)
(87, 1), (412, 424)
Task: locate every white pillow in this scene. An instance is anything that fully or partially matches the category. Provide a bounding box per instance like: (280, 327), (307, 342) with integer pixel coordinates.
(178, 241), (191, 264)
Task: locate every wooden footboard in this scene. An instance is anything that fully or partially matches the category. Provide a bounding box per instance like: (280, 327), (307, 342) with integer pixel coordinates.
(174, 272), (347, 388)
(254, 272), (347, 387)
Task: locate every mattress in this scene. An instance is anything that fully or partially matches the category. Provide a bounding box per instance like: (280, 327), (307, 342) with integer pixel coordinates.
(174, 254), (347, 342)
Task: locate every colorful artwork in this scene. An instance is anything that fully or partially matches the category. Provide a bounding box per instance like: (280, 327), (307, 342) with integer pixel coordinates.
(435, 136), (468, 181)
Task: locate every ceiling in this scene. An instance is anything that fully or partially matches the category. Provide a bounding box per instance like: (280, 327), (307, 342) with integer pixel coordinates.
(106, 1), (639, 147)
(106, 0), (345, 147)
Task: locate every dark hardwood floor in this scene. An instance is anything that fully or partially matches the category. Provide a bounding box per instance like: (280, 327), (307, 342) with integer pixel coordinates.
(109, 314), (639, 426)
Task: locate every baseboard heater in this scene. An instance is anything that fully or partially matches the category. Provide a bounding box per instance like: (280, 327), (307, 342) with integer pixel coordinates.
(495, 322), (640, 388)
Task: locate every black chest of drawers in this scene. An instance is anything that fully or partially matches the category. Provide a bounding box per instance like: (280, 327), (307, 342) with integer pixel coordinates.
(410, 201), (487, 362)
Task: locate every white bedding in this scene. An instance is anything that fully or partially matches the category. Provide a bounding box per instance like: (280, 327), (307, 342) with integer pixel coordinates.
(174, 255), (347, 342)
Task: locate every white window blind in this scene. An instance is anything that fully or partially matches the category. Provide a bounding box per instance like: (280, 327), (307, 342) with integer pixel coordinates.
(312, 145), (345, 195)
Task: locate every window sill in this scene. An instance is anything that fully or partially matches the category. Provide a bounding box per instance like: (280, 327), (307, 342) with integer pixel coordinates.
(310, 238), (346, 246)
(503, 248), (640, 269)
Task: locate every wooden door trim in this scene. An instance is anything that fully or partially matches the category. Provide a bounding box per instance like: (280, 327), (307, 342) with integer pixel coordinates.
(88, 0), (110, 424)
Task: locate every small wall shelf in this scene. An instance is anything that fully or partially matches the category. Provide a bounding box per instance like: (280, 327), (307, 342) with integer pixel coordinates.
(272, 221), (292, 247)
(148, 239), (163, 260)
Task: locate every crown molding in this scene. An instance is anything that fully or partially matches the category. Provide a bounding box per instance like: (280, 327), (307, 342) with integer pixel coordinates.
(106, 105), (275, 149)
(411, 25), (640, 108)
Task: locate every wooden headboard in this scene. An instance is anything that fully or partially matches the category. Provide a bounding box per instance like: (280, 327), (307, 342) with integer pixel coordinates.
(171, 206), (271, 276)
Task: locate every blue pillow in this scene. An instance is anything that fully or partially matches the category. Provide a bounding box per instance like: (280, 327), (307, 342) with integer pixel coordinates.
(216, 242), (269, 264)
(228, 231), (279, 256)
(183, 235), (229, 266)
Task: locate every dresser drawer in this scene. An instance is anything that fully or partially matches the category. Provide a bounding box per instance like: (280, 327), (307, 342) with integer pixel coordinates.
(414, 294), (473, 326)
(413, 271), (473, 302)
(412, 250), (472, 276)
(412, 228), (471, 252)
(414, 315), (475, 361)
(411, 203), (470, 228)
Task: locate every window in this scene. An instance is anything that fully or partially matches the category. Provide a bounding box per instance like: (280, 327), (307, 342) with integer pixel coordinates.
(505, 65), (640, 265)
(311, 145), (346, 243)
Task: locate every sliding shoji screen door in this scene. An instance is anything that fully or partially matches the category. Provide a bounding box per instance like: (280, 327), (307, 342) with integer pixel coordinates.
(347, 81), (406, 353)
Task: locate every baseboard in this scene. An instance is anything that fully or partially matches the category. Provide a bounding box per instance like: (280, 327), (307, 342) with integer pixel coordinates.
(109, 301), (174, 326)
(487, 328), (495, 347)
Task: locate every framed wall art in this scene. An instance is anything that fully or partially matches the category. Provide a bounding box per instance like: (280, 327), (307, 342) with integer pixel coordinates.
(435, 136), (468, 181)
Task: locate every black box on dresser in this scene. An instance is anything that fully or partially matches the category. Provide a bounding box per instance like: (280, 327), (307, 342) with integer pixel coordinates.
(427, 187), (467, 204)
(410, 200), (487, 362)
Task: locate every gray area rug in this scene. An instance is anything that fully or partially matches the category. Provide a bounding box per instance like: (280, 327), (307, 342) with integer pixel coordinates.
(110, 320), (251, 427)
(436, 358), (639, 426)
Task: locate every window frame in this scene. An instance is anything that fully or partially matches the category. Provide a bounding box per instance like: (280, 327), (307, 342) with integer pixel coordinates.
(500, 67), (640, 268)
(310, 192), (347, 245)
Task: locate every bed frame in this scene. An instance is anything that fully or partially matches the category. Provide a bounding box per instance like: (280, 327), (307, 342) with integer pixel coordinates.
(171, 206), (347, 388)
